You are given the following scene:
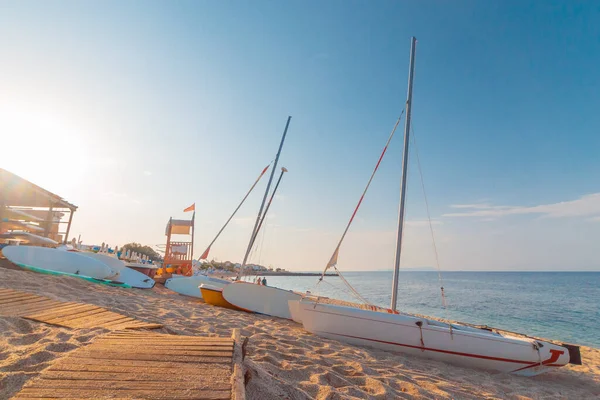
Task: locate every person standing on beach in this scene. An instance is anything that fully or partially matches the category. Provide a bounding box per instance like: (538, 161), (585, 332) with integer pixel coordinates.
(262, 277), (267, 286)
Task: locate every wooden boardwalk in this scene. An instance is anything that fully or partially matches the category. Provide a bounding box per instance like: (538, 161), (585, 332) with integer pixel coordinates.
(0, 288), (161, 330)
(12, 330), (244, 400)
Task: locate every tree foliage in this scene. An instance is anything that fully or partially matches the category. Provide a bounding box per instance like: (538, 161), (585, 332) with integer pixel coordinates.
(121, 242), (162, 261)
(200, 260), (237, 272)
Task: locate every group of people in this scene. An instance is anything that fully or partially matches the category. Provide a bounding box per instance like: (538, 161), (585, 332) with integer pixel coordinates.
(254, 276), (267, 286)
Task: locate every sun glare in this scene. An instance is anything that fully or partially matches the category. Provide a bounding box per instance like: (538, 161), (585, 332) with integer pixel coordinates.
(0, 104), (89, 193)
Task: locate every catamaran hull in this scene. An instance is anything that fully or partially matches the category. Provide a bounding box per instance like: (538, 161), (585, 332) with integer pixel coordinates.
(222, 282), (302, 319)
(295, 301), (570, 376)
(164, 275), (230, 299)
(200, 284), (249, 312)
(288, 299), (303, 323)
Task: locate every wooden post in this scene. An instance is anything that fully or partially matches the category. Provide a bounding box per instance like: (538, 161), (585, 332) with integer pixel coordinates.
(164, 218), (173, 272)
(63, 209), (75, 245)
(190, 211), (195, 260)
(0, 200), (5, 234)
(43, 202), (54, 238)
(0, 172), (4, 234)
(231, 328), (246, 400)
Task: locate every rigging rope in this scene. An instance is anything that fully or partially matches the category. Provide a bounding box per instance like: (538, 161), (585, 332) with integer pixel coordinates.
(332, 266), (373, 305)
(247, 223), (267, 282)
(248, 229), (261, 260)
(315, 112), (405, 303)
(257, 218), (268, 265)
(319, 112), (404, 279)
(240, 165), (287, 279)
(198, 162), (272, 261)
(318, 275), (372, 305)
(410, 125), (446, 307)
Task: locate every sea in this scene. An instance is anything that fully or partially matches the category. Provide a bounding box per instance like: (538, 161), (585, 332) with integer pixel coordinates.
(262, 271), (600, 348)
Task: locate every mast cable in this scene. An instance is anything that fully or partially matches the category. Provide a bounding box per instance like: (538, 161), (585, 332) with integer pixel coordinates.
(257, 219), (267, 265)
(318, 112), (404, 280)
(318, 278), (372, 305)
(410, 124), (446, 307)
(332, 266), (373, 305)
(313, 112), (405, 307)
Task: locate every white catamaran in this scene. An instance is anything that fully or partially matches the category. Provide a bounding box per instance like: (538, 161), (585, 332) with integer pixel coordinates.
(290, 37), (581, 376)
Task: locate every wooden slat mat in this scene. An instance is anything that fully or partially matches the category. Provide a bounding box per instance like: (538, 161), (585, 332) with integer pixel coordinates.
(13, 331), (237, 400)
(0, 288), (162, 330)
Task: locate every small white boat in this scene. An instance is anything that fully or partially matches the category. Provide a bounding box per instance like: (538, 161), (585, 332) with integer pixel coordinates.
(0, 231), (58, 246)
(164, 275), (230, 299)
(3, 245), (115, 279)
(3, 208), (44, 222)
(79, 252), (155, 289)
(69, 251), (121, 279)
(126, 262), (159, 271)
(2, 220), (44, 232)
(222, 282), (301, 319)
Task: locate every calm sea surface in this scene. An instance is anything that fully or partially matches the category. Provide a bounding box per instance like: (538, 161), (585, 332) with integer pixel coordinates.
(259, 271), (600, 348)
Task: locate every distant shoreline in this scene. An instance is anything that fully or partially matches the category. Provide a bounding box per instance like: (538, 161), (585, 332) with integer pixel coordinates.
(276, 270), (600, 273)
(260, 272), (338, 277)
(205, 271), (338, 278)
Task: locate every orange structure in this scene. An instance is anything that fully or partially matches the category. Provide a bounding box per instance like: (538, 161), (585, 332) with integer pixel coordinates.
(161, 213), (195, 277)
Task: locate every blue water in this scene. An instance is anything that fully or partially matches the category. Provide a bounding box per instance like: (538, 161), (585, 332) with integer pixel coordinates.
(262, 271), (600, 348)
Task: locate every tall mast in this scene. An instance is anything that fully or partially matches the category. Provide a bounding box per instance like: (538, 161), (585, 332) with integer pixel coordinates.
(391, 37), (417, 311)
(241, 116), (292, 270)
(251, 167), (288, 246)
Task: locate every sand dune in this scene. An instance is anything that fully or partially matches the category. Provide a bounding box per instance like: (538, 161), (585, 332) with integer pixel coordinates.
(1, 265), (598, 399)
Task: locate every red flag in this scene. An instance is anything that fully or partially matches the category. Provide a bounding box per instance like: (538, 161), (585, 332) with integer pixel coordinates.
(200, 246), (210, 260)
(184, 203), (195, 212)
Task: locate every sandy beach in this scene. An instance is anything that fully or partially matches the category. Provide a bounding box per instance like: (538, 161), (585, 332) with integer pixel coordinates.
(1, 264), (598, 400)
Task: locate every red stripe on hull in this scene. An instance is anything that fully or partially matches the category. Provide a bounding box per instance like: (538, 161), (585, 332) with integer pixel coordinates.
(324, 331), (537, 365)
(303, 307), (568, 373)
(325, 331), (566, 372)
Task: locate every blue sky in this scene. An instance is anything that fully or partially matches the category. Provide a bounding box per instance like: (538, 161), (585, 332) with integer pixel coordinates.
(1, 1), (599, 271)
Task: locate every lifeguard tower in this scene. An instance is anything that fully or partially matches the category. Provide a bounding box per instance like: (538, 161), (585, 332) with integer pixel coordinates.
(159, 212), (195, 278)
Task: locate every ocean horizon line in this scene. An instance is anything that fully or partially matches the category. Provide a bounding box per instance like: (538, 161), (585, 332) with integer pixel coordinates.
(283, 269), (600, 273)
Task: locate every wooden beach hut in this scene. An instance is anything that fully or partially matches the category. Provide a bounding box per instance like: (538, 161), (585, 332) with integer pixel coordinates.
(0, 168), (77, 244)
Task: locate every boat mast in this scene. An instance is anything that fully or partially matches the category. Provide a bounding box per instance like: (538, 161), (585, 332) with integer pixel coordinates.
(391, 37), (417, 311)
(252, 167), (288, 244)
(241, 116), (292, 271)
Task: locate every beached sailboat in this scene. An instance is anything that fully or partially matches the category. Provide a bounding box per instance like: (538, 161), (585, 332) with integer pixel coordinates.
(218, 118), (303, 317)
(163, 162), (273, 298)
(296, 300), (577, 376)
(291, 37), (580, 376)
(220, 166), (296, 317)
